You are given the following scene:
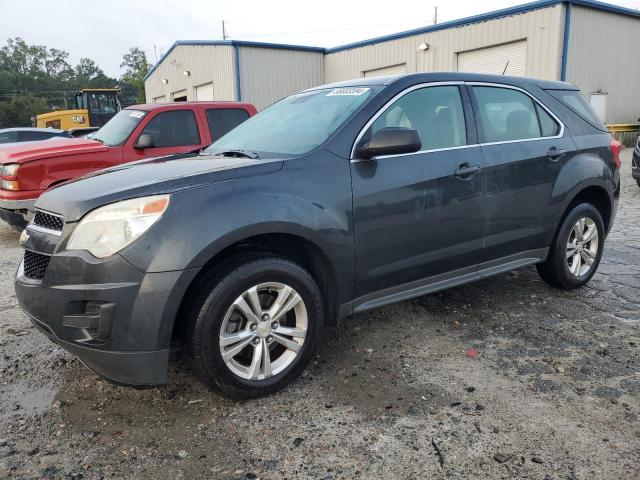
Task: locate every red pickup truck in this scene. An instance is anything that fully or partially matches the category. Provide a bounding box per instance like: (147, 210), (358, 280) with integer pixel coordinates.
(0, 101), (257, 229)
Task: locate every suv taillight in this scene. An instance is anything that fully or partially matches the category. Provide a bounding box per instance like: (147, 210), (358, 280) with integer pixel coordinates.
(610, 138), (623, 170)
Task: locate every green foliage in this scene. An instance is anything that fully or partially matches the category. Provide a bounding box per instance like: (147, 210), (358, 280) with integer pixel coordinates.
(0, 94), (48, 127)
(120, 47), (150, 104)
(0, 37), (150, 128)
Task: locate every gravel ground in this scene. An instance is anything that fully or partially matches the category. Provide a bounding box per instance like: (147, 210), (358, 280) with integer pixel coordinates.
(1, 150), (639, 480)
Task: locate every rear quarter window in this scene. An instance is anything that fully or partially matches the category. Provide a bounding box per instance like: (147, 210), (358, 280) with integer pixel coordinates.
(546, 89), (607, 131)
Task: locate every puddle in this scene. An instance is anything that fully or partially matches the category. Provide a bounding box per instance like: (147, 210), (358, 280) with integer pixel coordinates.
(0, 383), (58, 422)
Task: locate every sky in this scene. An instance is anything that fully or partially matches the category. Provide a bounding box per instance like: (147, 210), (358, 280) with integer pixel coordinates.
(1, 0), (639, 77)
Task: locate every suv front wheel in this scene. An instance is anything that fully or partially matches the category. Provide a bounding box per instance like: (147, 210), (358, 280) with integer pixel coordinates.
(185, 256), (323, 399)
(537, 203), (605, 290)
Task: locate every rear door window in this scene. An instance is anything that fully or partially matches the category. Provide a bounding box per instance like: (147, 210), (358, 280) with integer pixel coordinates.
(368, 85), (467, 150)
(473, 86), (544, 142)
(206, 108), (250, 141)
(140, 110), (200, 147)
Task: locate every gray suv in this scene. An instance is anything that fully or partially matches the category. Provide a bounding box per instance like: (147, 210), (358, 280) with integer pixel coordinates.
(15, 73), (621, 398)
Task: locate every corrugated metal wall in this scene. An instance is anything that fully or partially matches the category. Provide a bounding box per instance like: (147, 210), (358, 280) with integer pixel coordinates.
(238, 47), (324, 110)
(566, 5), (640, 124)
(144, 45), (236, 103)
(324, 5), (564, 83)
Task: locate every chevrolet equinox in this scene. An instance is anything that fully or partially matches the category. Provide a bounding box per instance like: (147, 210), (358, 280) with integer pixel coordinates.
(15, 73), (621, 398)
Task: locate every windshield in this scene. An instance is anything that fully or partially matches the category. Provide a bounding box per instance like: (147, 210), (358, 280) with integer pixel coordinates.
(90, 109), (147, 146)
(204, 87), (376, 156)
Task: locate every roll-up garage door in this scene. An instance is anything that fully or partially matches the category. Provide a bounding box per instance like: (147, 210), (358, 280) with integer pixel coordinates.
(195, 82), (214, 101)
(363, 64), (407, 78)
(457, 41), (527, 77)
(172, 90), (187, 101)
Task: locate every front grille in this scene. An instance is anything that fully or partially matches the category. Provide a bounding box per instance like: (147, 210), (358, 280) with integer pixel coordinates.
(33, 211), (64, 232)
(23, 250), (51, 280)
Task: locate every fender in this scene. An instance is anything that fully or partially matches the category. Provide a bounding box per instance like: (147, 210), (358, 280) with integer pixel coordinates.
(119, 149), (355, 305)
(550, 147), (616, 231)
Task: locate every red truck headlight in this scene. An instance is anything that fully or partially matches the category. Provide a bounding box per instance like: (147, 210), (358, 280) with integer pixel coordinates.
(1, 163), (20, 190)
(1, 163), (20, 178)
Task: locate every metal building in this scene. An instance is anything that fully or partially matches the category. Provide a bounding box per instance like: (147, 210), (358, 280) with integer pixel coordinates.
(144, 0), (640, 124)
(143, 41), (324, 111)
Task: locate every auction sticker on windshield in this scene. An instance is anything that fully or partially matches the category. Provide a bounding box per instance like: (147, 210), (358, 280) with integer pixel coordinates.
(129, 111), (145, 118)
(327, 87), (370, 96)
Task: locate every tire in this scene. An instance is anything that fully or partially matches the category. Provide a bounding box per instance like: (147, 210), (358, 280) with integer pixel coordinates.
(636, 178), (640, 188)
(537, 203), (605, 290)
(185, 255), (323, 399)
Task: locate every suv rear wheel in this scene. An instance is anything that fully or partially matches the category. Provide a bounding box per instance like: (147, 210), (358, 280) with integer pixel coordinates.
(537, 203), (605, 290)
(185, 256), (323, 399)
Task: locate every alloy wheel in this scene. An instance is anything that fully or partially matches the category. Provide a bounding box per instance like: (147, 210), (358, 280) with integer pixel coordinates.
(219, 282), (308, 380)
(566, 217), (599, 277)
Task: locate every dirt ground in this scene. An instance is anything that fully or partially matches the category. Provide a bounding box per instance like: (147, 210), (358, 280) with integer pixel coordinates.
(1, 149), (639, 480)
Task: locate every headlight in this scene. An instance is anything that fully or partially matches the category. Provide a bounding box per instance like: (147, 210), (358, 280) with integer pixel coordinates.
(67, 195), (170, 258)
(1, 163), (20, 178)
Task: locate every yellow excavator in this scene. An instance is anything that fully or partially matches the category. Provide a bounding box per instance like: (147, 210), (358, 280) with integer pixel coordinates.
(35, 88), (121, 130)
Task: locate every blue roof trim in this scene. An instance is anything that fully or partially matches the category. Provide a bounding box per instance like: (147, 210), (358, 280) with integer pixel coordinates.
(325, 0), (562, 53)
(571, 0), (640, 18)
(144, 0), (640, 80)
(144, 40), (324, 81)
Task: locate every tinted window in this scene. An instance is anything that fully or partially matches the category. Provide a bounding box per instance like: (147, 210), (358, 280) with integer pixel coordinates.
(206, 108), (250, 141)
(536, 104), (560, 137)
(140, 110), (200, 147)
(369, 86), (467, 150)
(17, 131), (57, 142)
(0, 132), (18, 144)
(546, 89), (606, 131)
(473, 86), (541, 142)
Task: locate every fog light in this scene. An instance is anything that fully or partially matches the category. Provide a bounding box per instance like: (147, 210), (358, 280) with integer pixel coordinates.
(1, 179), (19, 190)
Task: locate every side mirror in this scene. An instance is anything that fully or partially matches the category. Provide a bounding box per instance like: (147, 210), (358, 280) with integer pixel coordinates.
(355, 127), (421, 160)
(134, 134), (154, 149)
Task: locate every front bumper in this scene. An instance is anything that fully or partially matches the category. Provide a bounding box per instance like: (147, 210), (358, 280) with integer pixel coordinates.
(0, 198), (35, 229)
(28, 313), (169, 386)
(15, 248), (198, 386)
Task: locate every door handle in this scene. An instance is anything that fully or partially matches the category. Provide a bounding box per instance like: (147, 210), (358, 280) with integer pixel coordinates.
(454, 164), (482, 179)
(547, 146), (566, 160)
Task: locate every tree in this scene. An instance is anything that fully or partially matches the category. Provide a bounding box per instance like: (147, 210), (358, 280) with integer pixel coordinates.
(120, 47), (149, 103)
(73, 58), (115, 89)
(0, 38), (146, 127)
(0, 94), (48, 127)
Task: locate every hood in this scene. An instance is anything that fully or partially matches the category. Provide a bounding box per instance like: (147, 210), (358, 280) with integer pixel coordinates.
(0, 137), (108, 165)
(35, 153), (284, 221)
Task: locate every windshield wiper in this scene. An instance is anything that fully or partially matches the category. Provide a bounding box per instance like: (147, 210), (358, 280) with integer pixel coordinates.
(218, 149), (260, 159)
